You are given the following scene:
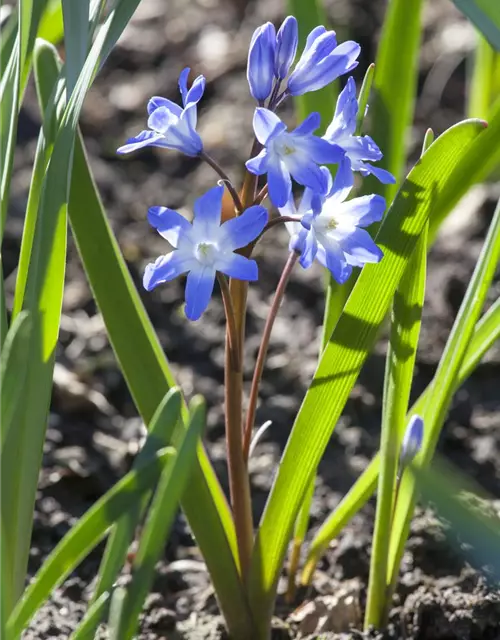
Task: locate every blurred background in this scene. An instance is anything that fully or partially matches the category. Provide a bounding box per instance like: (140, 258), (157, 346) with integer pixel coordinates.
(4, 0), (500, 637)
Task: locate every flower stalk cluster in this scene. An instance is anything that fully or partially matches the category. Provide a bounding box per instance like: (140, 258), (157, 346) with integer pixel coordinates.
(118, 14), (394, 593)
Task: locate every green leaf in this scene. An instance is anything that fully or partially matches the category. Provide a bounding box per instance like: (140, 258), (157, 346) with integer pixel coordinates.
(61, 0), (89, 96)
(0, 311), (32, 451)
(3, 0), (143, 617)
(86, 389), (182, 636)
(365, 222), (427, 629)
(115, 397), (207, 640)
(248, 119), (485, 634)
(388, 194), (500, 586)
(6, 448), (175, 639)
(69, 592), (110, 640)
(37, 0), (64, 46)
(468, 35), (499, 119)
(303, 292), (500, 584)
(365, 0), (424, 203)
(288, 0), (336, 131)
(453, 0), (500, 50)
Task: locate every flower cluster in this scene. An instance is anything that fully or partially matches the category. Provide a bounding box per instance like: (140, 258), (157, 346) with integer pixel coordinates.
(118, 16), (395, 319)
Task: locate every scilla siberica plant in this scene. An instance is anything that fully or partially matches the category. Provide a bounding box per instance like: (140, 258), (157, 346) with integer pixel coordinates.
(115, 10), (500, 639)
(118, 15), (395, 638)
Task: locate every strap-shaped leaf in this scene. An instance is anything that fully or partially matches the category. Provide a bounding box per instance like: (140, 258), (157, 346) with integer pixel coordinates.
(248, 119), (485, 632)
(6, 448), (175, 639)
(302, 294), (500, 583)
(452, 0), (500, 50)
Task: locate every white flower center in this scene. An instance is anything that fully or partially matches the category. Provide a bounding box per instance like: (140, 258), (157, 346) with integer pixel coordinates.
(273, 133), (297, 158)
(313, 215), (339, 236)
(195, 241), (218, 266)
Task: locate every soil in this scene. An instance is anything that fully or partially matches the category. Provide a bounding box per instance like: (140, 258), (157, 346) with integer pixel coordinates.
(4, 0), (500, 638)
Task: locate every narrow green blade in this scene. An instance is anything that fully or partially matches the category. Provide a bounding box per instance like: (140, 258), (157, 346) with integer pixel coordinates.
(116, 398), (207, 639)
(6, 448), (175, 639)
(69, 592), (110, 640)
(248, 119), (485, 633)
(61, 0), (89, 96)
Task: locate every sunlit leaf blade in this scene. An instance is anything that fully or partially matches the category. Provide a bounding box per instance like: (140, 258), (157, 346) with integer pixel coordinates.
(453, 0), (500, 50)
(88, 389), (182, 633)
(6, 449), (175, 639)
(412, 458), (500, 580)
(37, 0), (64, 46)
(69, 591), (110, 640)
(365, 0), (424, 203)
(365, 221), (427, 628)
(287, 0), (335, 131)
(248, 119), (485, 633)
(388, 195), (500, 585)
(302, 294), (500, 584)
(115, 398), (207, 639)
(468, 35), (498, 119)
(0, 311), (32, 451)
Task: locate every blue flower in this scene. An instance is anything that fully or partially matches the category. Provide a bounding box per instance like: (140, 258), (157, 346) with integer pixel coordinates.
(143, 185), (268, 320)
(323, 77), (395, 186)
(246, 108), (342, 207)
(400, 415), (424, 466)
(247, 22), (276, 102)
(287, 27), (360, 96)
(274, 16), (298, 81)
(286, 180), (385, 283)
(117, 68), (205, 157)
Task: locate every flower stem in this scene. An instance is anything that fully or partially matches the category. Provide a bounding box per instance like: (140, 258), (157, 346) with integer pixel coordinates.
(243, 251), (298, 461)
(224, 278), (254, 580)
(201, 151), (243, 213)
(217, 273), (240, 371)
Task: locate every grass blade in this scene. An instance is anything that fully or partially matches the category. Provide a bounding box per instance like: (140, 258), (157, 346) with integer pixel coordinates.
(452, 0), (500, 50)
(248, 119), (485, 633)
(6, 448), (175, 639)
(61, 0), (89, 96)
(115, 397), (207, 639)
(85, 389), (182, 635)
(69, 592), (110, 640)
(388, 194), (500, 591)
(468, 35), (498, 119)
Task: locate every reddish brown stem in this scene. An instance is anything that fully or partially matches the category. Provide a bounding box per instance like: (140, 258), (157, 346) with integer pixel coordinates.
(243, 251), (299, 460)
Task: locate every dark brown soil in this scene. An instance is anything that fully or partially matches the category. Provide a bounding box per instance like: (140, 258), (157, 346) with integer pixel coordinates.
(5, 0), (500, 638)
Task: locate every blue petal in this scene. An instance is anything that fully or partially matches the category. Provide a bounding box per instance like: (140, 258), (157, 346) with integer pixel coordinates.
(253, 108), (287, 145)
(221, 205), (268, 250)
(329, 77), (357, 137)
(294, 135), (343, 164)
(181, 101), (199, 134)
(246, 148), (269, 175)
(143, 252), (194, 291)
(185, 74), (206, 106)
(332, 154), (355, 196)
(343, 135), (382, 162)
(303, 26), (328, 55)
(147, 206), (191, 248)
(247, 22), (276, 102)
(336, 227), (383, 263)
(147, 96), (182, 117)
(338, 194), (385, 226)
(148, 107), (176, 134)
(275, 16), (298, 79)
(297, 228), (318, 269)
(267, 157), (292, 207)
(185, 267), (216, 320)
(117, 130), (166, 154)
(178, 67), (190, 106)
(286, 155), (328, 194)
(216, 253), (258, 281)
(292, 112), (321, 136)
(319, 237), (352, 283)
(362, 163), (396, 184)
(192, 185), (224, 235)
(288, 40), (360, 95)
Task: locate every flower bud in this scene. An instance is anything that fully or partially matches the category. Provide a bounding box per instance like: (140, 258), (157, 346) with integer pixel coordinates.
(275, 16), (298, 80)
(247, 22), (276, 102)
(400, 415), (424, 467)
